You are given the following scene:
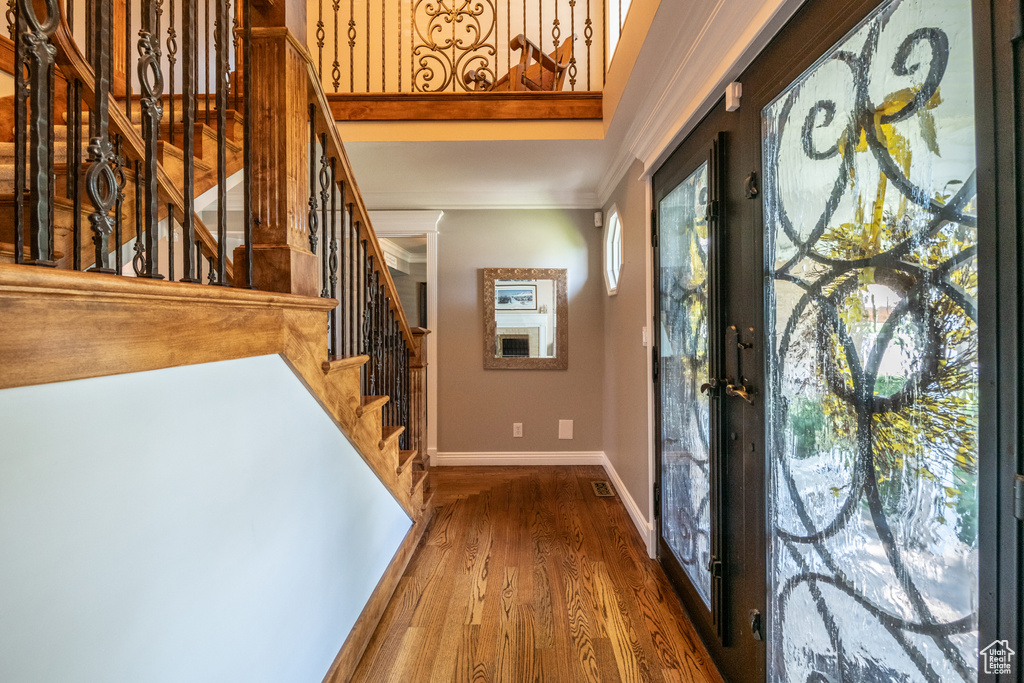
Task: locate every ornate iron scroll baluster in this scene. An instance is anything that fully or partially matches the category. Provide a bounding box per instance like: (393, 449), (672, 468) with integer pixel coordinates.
(85, 0), (117, 273)
(113, 135), (124, 275)
(329, 160), (339, 355)
(412, 0), (496, 92)
(231, 10), (238, 112)
(331, 0), (340, 91)
(207, 255), (215, 284)
(124, 0), (131, 120)
(568, 0), (577, 89)
(584, 0), (592, 90)
(6, 0), (14, 39)
(319, 133), (330, 297)
(315, 0), (323, 79)
(364, 257), (376, 394)
(19, 0), (60, 266)
(205, 0), (210, 124)
(137, 0), (164, 278)
(347, 0), (354, 91)
(132, 158), (145, 276)
(339, 185), (348, 353)
(307, 105), (319, 253)
(214, 0), (229, 285)
(242, 0), (254, 288)
(167, 0), (177, 144)
(181, 0), (198, 281)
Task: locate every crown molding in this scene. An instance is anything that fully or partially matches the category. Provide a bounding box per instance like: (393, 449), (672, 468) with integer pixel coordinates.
(362, 189), (600, 211)
(369, 210), (444, 235)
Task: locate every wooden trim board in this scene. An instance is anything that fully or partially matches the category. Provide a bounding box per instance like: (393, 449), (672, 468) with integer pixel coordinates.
(327, 91), (602, 121)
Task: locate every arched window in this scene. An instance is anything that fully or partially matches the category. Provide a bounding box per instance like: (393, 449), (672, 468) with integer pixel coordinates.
(603, 207), (622, 296)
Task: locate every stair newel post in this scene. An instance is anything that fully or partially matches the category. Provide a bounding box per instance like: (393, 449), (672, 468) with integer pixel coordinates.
(180, 0), (197, 282)
(213, 0), (228, 285)
(85, 0), (117, 274)
(318, 132), (329, 297)
(18, 0), (59, 266)
(329, 159), (340, 356)
(137, 0), (164, 279)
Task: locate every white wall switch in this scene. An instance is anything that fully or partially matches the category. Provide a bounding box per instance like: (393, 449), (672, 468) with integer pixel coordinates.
(558, 420), (573, 440)
(642, 326), (649, 347)
(513, 422), (523, 438)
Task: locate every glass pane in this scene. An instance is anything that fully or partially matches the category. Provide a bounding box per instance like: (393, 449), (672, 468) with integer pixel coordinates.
(763, 0), (978, 681)
(659, 162), (711, 607)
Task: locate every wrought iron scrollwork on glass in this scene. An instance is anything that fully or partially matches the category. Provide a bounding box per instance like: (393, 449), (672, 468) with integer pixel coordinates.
(763, 1), (978, 681)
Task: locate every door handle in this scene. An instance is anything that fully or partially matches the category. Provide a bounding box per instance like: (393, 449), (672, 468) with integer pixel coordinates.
(724, 326), (757, 405)
(700, 378), (721, 394)
(725, 382), (756, 405)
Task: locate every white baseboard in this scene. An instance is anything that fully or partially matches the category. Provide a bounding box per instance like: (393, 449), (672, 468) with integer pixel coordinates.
(434, 451), (605, 467)
(433, 450), (655, 558)
(600, 454), (656, 558)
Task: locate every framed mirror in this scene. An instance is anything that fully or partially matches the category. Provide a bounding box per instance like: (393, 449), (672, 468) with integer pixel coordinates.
(483, 268), (568, 370)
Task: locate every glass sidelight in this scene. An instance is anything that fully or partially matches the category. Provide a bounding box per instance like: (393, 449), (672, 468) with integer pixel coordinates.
(763, 0), (979, 680)
(658, 161), (713, 608)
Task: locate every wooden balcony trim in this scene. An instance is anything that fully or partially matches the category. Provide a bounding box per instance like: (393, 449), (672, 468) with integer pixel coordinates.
(326, 91), (603, 121)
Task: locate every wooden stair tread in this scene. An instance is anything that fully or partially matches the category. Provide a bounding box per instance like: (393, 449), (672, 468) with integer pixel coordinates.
(396, 449), (418, 474)
(378, 425), (405, 450)
(356, 395), (389, 417)
(322, 354), (369, 375)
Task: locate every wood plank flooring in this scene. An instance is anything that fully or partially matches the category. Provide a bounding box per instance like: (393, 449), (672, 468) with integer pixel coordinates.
(351, 466), (724, 683)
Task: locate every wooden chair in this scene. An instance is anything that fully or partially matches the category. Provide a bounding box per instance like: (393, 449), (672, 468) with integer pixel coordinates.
(466, 34), (574, 92)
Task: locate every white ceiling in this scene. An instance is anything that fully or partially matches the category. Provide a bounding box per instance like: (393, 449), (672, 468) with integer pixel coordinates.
(342, 0), (806, 211)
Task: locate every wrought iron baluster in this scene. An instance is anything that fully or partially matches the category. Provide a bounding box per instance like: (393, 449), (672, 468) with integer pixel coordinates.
(72, 79), (82, 270)
(167, 203), (175, 280)
(319, 133), (330, 297)
(19, 0), (60, 266)
(64, 79), (71, 200)
(339, 184), (347, 354)
(402, 343), (410, 449)
(181, 0), (198, 281)
(132, 159), (144, 275)
(167, 0), (177, 144)
(380, 0), (384, 92)
(85, 0), (117, 273)
(365, 258), (377, 394)
(347, 0), (354, 91)
(214, 0), (228, 285)
(231, 6), (238, 112)
(6, 0), (14, 39)
(584, 0), (592, 90)
(242, 0), (254, 288)
(329, 159), (339, 355)
(315, 0), (323, 79)
(138, 0), (164, 278)
(113, 135), (124, 274)
(569, 0), (577, 89)
(12, 3), (22, 263)
(364, 0), (368, 91)
(396, 0), (400, 92)
(125, 0), (131, 120)
(205, 0), (210, 124)
(207, 255), (215, 283)
(307, 105), (319, 253)
(331, 0), (340, 91)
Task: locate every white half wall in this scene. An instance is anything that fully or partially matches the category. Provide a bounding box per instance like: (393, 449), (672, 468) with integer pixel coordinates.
(0, 355), (411, 683)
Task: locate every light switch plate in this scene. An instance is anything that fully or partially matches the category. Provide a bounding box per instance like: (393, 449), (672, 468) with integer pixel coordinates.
(558, 420), (573, 440)
(513, 423), (523, 438)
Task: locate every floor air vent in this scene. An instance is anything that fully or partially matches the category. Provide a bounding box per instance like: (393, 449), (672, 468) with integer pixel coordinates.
(591, 481), (615, 497)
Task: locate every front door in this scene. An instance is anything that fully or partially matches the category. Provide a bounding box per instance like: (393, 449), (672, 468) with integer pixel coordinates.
(653, 0), (996, 681)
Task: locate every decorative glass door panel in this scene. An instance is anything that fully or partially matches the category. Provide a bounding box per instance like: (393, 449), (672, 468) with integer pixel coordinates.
(659, 162), (712, 608)
(763, 0), (979, 680)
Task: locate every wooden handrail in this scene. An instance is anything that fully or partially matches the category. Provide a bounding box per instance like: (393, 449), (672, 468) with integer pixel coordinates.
(49, 14), (233, 282)
(263, 27), (416, 350)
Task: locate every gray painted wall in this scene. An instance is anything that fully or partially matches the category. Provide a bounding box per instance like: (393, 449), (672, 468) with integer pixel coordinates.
(437, 209), (605, 454)
(602, 159), (654, 518)
(0, 355), (411, 683)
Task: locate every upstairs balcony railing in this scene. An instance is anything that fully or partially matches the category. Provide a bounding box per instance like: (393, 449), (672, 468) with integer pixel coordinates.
(308, 0), (619, 94)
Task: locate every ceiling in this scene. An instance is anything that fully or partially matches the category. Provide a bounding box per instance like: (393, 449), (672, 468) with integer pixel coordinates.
(341, 0), (805, 212)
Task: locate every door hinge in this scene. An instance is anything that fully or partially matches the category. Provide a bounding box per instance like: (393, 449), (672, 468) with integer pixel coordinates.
(654, 483), (661, 517)
(1014, 474), (1024, 521)
(708, 199), (720, 220)
(651, 209), (658, 248)
(652, 345), (659, 381)
(708, 556), (723, 578)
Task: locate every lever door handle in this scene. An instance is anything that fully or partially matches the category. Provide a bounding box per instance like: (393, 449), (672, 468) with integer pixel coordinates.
(700, 378), (720, 394)
(725, 382), (756, 405)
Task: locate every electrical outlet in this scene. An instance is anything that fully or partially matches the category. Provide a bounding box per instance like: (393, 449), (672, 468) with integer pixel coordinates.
(558, 420), (573, 440)
(513, 422), (523, 438)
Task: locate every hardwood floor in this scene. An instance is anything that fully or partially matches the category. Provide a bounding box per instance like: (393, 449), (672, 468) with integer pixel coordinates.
(351, 466), (724, 683)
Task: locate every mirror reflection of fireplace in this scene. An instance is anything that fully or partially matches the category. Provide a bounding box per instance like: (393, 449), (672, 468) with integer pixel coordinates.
(500, 336), (530, 357)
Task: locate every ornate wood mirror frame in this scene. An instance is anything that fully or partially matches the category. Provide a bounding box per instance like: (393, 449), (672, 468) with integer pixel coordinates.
(483, 267), (568, 370)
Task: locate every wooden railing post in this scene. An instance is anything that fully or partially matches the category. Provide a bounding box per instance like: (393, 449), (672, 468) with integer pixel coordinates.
(409, 327), (430, 465)
(233, 0), (318, 296)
